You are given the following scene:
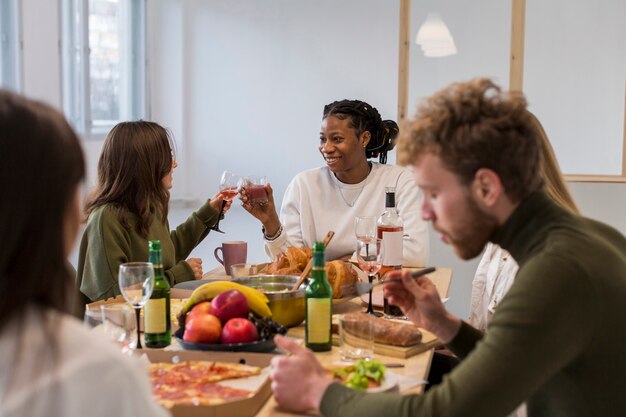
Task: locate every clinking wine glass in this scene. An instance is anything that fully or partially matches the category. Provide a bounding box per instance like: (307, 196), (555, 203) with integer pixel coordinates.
(355, 216), (377, 243)
(118, 262), (155, 349)
(211, 171), (242, 233)
(356, 238), (384, 316)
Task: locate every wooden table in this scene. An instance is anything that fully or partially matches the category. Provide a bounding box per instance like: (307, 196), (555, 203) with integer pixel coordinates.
(195, 266), (453, 416)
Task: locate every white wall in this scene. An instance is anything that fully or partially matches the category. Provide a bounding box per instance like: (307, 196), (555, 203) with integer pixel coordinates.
(17, 0), (626, 318)
(524, 0), (626, 175)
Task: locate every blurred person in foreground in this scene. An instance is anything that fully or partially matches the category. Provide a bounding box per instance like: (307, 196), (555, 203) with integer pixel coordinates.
(77, 121), (231, 303)
(269, 79), (626, 416)
(0, 90), (169, 416)
(241, 99), (428, 265)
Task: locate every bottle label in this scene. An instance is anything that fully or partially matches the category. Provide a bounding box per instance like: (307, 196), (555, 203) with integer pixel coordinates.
(144, 298), (167, 333)
(306, 298), (331, 343)
(382, 230), (403, 266)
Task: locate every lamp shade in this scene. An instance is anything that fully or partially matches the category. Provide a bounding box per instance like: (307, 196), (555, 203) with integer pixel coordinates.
(415, 13), (457, 58)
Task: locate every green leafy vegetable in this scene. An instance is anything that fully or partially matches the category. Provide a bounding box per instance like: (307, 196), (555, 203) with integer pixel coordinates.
(332, 359), (386, 390)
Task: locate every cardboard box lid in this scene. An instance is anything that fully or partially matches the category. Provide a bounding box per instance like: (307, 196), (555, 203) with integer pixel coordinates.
(140, 350), (274, 417)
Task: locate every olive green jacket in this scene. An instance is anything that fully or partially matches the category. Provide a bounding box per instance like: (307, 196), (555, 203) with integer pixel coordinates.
(321, 192), (626, 417)
(77, 202), (218, 302)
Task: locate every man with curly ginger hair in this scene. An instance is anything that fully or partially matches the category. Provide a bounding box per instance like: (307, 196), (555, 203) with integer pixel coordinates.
(268, 78), (626, 417)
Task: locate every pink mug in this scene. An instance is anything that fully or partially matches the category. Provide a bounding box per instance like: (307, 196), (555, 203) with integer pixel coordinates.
(214, 241), (247, 275)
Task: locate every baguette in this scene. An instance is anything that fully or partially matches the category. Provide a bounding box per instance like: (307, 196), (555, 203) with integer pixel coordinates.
(342, 312), (422, 347)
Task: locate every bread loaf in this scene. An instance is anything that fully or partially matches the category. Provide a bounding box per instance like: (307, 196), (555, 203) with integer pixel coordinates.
(341, 312), (422, 347)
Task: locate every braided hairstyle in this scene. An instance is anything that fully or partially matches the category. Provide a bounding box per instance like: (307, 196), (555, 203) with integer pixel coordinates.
(323, 100), (399, 164)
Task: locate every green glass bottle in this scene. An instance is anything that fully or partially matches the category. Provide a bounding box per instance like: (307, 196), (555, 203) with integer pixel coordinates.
(305, 241), (333, 352)
(144, 240), (171, 348)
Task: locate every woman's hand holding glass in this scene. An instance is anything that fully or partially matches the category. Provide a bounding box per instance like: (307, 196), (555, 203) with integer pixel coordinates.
(210, 171), (240, 233)
(240, 182), (281, 235)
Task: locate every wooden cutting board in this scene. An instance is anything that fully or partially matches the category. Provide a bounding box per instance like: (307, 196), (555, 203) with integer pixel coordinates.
(287, 320), (439, 359)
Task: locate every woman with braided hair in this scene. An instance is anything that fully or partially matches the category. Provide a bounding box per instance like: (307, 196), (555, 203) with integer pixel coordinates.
(241, 99), (429, 264)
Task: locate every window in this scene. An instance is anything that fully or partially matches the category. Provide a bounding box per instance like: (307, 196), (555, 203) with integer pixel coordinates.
(62, 0), (146, 137)
(0, 0), (21, 91)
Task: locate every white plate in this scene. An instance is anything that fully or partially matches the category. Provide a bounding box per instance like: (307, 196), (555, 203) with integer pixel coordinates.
(367, 370), (399, 393)
(328, 362), (400, 393)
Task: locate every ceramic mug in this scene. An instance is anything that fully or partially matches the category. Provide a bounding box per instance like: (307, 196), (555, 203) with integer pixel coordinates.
(214, 241), (248, 275)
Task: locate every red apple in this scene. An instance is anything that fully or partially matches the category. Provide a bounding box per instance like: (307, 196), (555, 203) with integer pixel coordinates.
(183, 313), (222, 344)
(186, 301), (213, 324)
(220, 318), (259, 344)
(211, 289), (249, 324)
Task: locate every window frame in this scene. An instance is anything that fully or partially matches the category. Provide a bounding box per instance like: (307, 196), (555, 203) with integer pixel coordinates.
(0, 0), (22, 91)
(61, 0), (147, 139)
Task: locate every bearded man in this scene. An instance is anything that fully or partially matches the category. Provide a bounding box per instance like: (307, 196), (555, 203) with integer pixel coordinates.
(268, 78), (626, 417)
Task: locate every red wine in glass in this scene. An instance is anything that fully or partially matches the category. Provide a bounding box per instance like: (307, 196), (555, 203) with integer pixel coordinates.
(243, 176), (269, 205)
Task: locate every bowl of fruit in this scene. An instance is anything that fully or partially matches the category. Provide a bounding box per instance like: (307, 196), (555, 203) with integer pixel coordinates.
(175, 281), (286, 352)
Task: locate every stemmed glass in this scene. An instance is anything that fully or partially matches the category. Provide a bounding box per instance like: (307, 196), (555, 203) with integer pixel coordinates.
(355, 216), (377, 243)
(118, 262), (155, 349)
(101, 304), (137, 355)
(211, 171), (241, 233)
(356, 238), (384, 316)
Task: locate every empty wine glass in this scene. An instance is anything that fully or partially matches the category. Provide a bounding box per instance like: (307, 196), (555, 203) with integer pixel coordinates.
(101, 304), (137, 355)
(356, 238), (384, 316)
(211, 170), (242, 233)
(355, 216), (377, 243)
(118, 262), (155, 349)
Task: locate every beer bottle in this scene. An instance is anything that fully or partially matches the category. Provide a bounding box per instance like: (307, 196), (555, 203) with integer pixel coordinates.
(305, 241), (333, 352)
(144, 240), (171, 348)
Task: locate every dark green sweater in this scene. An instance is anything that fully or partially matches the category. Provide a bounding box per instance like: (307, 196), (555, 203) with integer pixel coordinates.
(77, 202), (219, 302)
(321, 191), (626, 417)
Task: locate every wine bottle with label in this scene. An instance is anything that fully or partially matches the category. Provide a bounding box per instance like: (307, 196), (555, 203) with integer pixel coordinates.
(305, 241), (333, 352)
(144, 240), (171, 348)
(377, 187), (404, 317)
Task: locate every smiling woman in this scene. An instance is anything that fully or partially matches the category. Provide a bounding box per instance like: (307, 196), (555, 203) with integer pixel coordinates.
(240, 99), (429, 265)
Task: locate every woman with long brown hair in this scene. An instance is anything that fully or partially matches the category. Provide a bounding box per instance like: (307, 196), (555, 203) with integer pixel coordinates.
(77, 121), (229, 302)
(0, 91), (169, 416)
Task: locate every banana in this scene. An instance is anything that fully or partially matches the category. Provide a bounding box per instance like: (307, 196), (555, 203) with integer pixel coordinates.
(182, 281), (272, 318)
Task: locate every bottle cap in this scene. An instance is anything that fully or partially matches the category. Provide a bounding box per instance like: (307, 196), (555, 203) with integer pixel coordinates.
(313, 241), (324, 252)
(149, 240), (161, 251)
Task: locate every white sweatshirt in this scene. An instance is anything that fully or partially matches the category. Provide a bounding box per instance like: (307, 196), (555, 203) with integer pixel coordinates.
(264, 163), (429, 266)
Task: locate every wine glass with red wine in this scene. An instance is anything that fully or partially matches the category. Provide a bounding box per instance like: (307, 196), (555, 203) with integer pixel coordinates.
(211, 171), (241, 233)
(356, 238), (384, 316)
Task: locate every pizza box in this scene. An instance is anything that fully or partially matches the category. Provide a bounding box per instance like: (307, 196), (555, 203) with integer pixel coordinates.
(139, 349), (273, 417)
(85, 288), (191, 332)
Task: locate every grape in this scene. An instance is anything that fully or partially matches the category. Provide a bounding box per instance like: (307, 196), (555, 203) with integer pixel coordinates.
(249, 314), (287, 340)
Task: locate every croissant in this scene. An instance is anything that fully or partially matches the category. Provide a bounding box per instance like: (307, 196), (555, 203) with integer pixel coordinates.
(267, 247), (312, 274)
(266, 248), (358, 299)
(326, 260), (358, 299)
